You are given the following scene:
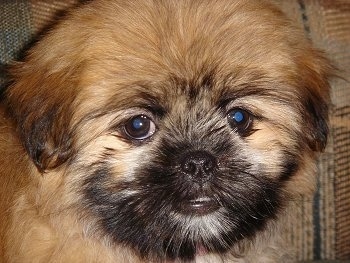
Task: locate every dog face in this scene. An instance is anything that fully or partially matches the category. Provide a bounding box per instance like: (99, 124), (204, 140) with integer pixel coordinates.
(5, 0), (332, 261)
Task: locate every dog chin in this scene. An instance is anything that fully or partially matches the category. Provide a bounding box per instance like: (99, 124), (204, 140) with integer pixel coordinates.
(170, 208), (232, 238)
(169, 211), (231, 254)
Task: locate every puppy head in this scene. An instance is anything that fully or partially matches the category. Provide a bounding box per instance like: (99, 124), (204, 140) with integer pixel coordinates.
(5, 0), (332, 261)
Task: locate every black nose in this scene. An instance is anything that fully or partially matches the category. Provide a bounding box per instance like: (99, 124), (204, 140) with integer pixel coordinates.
(180, 151), (217, 183)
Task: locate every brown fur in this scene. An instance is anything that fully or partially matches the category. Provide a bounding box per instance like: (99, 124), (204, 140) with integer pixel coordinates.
(0, 0), (332, 262)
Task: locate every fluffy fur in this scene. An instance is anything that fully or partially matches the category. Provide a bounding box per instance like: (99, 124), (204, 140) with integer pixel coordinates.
(0, 0), (332, 262)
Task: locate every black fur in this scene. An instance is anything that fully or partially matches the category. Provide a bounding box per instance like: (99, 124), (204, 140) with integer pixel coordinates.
(83, 108), (286, 261)
(84, 159), (283, 261)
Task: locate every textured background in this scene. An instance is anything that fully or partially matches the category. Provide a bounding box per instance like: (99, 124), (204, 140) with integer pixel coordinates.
(0, 0), (349, 262)
(275, 1), (350, 261)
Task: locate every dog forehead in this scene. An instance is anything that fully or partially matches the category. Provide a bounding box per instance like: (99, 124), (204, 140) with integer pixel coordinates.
(70, 0), (321, 119)
(106, 73), (217, 113)
(103, 69), (278, 118)
(79, 0), (299, 84)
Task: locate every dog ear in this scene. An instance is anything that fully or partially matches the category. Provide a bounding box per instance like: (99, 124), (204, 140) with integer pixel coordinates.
(298, 51), (333, 152)
(5, 56), (81, 172)
(304, 87), (330, 152)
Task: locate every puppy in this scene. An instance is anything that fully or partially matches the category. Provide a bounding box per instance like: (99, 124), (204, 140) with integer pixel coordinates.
(0, 0), (332, 262)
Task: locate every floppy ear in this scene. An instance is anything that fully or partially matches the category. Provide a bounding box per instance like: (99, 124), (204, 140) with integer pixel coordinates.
(298, 52), (333, 152)
(304, 87), (330, 152)
(5, 58), (80, 172)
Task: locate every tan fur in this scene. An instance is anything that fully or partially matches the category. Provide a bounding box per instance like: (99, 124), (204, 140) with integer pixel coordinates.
(0, 0), (332, 262)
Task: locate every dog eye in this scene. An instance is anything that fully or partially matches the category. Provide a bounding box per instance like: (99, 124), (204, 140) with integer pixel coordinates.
(227, 108), (253, 135)
(124, 115), (156, 140)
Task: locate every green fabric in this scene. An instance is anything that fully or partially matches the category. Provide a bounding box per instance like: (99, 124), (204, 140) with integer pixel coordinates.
(0, 1), (32, 91)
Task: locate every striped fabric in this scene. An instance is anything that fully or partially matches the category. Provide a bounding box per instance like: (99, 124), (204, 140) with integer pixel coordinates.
(0, 1), (349, 261)
(276, 2), (350, 261)
(303, 1), (350, 260)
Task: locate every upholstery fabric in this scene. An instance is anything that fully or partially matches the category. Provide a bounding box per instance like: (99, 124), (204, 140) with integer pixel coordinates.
(275, 1), (350, 261)
(0, 0), (349, 262)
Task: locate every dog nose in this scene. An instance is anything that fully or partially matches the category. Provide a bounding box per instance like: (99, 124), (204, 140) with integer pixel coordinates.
(180, 151), (217, 182)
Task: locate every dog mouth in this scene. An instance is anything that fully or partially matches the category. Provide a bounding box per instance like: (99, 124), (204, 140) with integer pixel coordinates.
(179, 196), (220, 215)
